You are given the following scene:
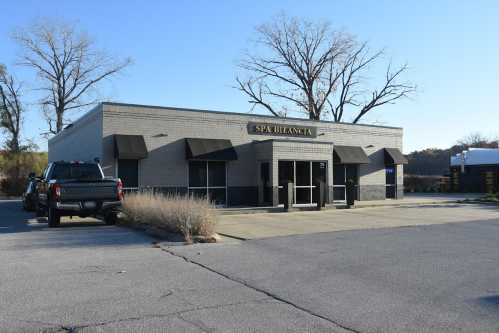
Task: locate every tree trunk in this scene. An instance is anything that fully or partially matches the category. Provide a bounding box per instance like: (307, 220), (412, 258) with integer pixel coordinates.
(11, 136), (19, 153)
(56, 108), (64, 133)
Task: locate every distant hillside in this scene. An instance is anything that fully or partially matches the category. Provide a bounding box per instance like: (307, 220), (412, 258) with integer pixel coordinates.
(405, 149), (451, 176)
(405, 140), (499, 176)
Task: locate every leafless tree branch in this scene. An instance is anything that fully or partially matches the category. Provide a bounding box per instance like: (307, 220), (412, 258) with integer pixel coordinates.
(13, 19), (132, 134)
(0, 65), (25, 152)
(236, 15), (415, 123)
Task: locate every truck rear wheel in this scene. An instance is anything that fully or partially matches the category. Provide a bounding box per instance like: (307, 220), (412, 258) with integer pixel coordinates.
(48, 208), (61, 227)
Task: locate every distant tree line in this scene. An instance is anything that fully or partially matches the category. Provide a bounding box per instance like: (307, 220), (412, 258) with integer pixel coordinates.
(405, 133), (499, 176)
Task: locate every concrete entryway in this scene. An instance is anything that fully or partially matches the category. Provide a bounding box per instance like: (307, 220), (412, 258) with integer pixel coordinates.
(216, 202), (499, 240)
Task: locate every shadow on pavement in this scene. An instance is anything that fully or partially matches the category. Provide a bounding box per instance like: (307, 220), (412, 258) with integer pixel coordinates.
(0, 200), (157, 249)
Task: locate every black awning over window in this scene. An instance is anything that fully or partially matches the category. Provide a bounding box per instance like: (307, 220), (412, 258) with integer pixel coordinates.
(185, 138), (238, 161)
(384, 148), (408, 165)
(333, 145), (370, 164)
(114, 135), (148, 160)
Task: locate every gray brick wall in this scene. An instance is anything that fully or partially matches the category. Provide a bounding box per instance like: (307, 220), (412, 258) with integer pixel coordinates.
(48, 105), (103, 163)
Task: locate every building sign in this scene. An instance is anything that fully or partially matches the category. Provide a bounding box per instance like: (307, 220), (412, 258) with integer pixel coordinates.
(247, 122), (317, 138)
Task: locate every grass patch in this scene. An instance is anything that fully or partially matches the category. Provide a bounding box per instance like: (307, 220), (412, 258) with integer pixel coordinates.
(121, 192), (217, 243)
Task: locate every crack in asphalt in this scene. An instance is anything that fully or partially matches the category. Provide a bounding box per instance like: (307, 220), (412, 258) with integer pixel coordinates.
(176, 313), (215, 333)
(160, 246), (363, 333)
(39, 298), (271, 332)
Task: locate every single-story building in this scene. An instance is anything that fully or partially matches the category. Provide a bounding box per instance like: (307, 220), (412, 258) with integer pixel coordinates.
(450, 148), (499, 193)
(48, 102), (407, 207)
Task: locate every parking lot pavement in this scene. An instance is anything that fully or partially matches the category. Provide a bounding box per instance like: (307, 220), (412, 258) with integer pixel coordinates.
(217, 203), (499, 239)
(0, 200), (348, 333)
(4, 199), (499, 332)
(169, 216), (499, 333)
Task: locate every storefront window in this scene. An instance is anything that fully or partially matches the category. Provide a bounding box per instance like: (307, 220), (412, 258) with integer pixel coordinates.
(118, 159), (139, 188)
(188, 161), (207, 188)
(208, 161), (226, 187)
(188, 161), (227, 206)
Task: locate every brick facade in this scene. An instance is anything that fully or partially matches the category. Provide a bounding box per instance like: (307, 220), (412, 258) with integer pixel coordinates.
(49, 102), (405, 206)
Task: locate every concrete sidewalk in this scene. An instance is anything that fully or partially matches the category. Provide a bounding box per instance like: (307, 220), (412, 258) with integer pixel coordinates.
(353, 193), (482, 208)
(219, 193), (482, 215)
(216, 202), (499, 240)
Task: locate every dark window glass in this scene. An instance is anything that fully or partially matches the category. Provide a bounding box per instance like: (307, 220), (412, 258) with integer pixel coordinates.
(346, 165), (358, 185)
(312, 162), (327, 203)
(296, 188), (311, 204)
(278, 161), (294, 186)
(208, 188), (226, 205)
(208, 161), (226, 187)
(385, 165), (396, 199)
(189, 161), (207, 187)
(118, 159), (139, 187)
(295, 161), (310, 186)
(260, 162), (270, 185)
(189, 188), (207, 199)
(333, 164), (345, 185)
(386, 166), (396, 185)
(333, 187), (346, 201)
(260, 162), (271, 204)
(312, 162), (327, 186)
(51, 163), (102, 181)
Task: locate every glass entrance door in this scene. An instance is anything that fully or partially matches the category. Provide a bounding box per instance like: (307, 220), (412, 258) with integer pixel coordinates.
(333, 164), (358, 202)
(260, 162), (272, 204)
(278, 161), (294, 205)
(385, 165), (396, 199)
(295, 161), (311, 204)
(278, 161), (327, 205)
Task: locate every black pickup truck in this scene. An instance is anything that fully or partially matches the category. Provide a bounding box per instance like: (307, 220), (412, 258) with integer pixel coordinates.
(36, 161), (123, 227)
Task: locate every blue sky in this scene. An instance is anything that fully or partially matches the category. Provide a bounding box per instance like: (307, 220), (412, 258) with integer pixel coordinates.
(1, 0), (498, 153)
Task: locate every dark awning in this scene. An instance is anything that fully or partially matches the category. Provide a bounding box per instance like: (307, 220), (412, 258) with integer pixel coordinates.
(333, 145), (370, 164)
(384, 148), (408, 165)
(114, 135), (148, 159)
(185, 138), (238, 161)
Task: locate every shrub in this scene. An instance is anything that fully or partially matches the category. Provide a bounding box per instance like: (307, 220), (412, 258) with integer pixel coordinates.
(404, 174), (442, 193)
(121, 192), (217, 242)
(0, 151), (48, 196)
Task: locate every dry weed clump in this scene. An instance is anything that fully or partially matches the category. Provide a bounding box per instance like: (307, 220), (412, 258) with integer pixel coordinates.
(122, 192), (217, 241)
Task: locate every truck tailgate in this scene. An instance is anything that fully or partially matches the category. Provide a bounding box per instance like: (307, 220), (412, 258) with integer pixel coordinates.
(59, 182), (118, 201)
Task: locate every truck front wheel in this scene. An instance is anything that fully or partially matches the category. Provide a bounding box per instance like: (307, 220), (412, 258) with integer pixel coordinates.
(48, 208), (61, 227)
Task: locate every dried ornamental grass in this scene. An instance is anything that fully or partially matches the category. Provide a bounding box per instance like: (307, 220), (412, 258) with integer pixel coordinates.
(121, 192), (217, 241)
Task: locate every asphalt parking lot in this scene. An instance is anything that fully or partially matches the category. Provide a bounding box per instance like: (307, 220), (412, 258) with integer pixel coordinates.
(2, 199), (499, 332)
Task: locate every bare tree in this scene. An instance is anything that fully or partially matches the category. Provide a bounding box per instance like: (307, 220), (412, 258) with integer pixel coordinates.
(0, 65), (24, 153)
(236, 15), (415, 122)
(456, 132), (498, 150)
(13, 20), (131, 135)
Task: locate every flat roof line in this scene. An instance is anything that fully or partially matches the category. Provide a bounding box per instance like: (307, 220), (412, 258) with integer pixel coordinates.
(102, 101), (403, 130)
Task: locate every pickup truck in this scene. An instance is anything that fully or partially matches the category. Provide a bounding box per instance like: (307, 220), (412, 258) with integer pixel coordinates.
(36, 161), (123, 227)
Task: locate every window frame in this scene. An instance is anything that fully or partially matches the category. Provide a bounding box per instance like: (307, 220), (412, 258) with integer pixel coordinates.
(188, 160), (227, 207)
(277, 160), (328, 205)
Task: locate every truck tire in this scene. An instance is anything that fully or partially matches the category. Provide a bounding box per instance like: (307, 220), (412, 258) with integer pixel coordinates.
(104, 212), (117, 225)
(48, 208), (61, 227)
(35, 202), (44, 217)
